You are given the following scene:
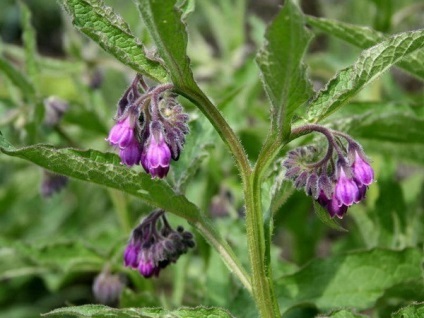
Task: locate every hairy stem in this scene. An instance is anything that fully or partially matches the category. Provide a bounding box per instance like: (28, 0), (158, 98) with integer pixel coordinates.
(244, 173), (281, 317)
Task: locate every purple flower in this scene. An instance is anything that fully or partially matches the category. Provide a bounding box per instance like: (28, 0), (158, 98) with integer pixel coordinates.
(119, 139), (142, 166)
(141, 125), (171, 178)
(317, 190), (348, 219)
(123, 210), (195, 278)
(335, 163), (359, 207)
(138, 257), (158, 278)
(352, 151), (374, 186)
(107, 116), (135, 149)
(124, 242), (139, 268)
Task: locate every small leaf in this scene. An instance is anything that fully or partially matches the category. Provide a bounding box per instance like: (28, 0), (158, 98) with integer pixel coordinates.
(276, 248), (423, 314)
(18, 1), (39, 81)
(59, 0), (168, 82)
(43, 304), (236, 318)
(312, 200), (347, 232)
(306, 16), (424, 80)
(134, 0), (193, 87)
(392, 302), (424, 318)
(0, 57), (36, 101)
(306, 29), (424, 122)
(257, 0), (313, 139)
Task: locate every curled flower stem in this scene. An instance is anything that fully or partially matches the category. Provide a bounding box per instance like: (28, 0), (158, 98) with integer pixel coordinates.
(291, 124), (347, 166)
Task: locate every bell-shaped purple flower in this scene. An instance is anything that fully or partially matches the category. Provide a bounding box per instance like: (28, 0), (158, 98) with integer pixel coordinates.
(352, 151), (374, 186)
(124, 242), (140, 268)
(138, 256), (158, 278)
(335, 163), (359, 207)
(119, 139), (142, 166)
(107, 116), (134, 149)
(141, 123), (171, 178)
(317, 190), (348, 219)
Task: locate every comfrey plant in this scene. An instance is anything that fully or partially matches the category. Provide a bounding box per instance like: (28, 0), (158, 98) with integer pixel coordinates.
(0, 0), (423, 317)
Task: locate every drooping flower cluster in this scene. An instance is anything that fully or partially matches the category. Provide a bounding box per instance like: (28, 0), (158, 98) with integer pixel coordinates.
(124, 210), (195, 278)
(283, 126), (374, 218)
(106, 75), (189, 178)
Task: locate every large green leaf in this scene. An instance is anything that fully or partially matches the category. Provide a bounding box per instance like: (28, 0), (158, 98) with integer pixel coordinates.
(306, 16), (424, 80)
(43, 305), (235, 317)
(0, 135), (199, 222)
(134, 0), (193, 87)
(257, 0), (313, 139)
(276, 248), (423, 313)
(59, 0), (168, 82)
(306, 29), (424, 122)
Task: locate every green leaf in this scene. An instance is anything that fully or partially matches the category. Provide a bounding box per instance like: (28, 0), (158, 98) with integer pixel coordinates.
(256, 0), (313, 139)
(306, 29), (424, 122)
(43, 305), (235, 317)
(306, 16), (424, 80)
(392, 302), (424, 318)
(18, 1), (39, 81)
(59, 0), (168, 82)
(0, 137), (199, 222)
(348, 114), (424, 144)
(312, 200), (347, 232)
(276, 248), (423, 314)
(0, 56), (36, 101)
(178, 0), (196, 22)
(14, 241), (104, 273)
(134, 0), (193, 87)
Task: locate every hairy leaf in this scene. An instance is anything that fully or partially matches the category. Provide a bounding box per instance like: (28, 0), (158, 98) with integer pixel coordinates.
(59, 0), (168, 82)
(135, 0), (193, 87)
(257, 0), (313, 139)
(276, 248), (422, 313)
(0, 138), (200, 222)
(392, 302), (424, 318)
(43, 304), (235, 317)
(306, 16), (424, 80)
(306, 29), (424, 122)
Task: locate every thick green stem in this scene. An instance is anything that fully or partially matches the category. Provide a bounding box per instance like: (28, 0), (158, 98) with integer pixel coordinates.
(176, 85), (251, 176)
(179, 82), (281, 316)
(245, 173), (281, 318)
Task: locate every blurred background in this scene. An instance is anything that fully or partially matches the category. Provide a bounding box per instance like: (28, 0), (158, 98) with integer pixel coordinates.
(0, 0), (423, 317)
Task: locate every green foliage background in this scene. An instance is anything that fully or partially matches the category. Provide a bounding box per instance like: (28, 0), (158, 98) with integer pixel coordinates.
(0, 0), (423, 317)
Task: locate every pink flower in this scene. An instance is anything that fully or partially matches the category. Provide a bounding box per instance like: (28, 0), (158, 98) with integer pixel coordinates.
(141, 125), (171, 178)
